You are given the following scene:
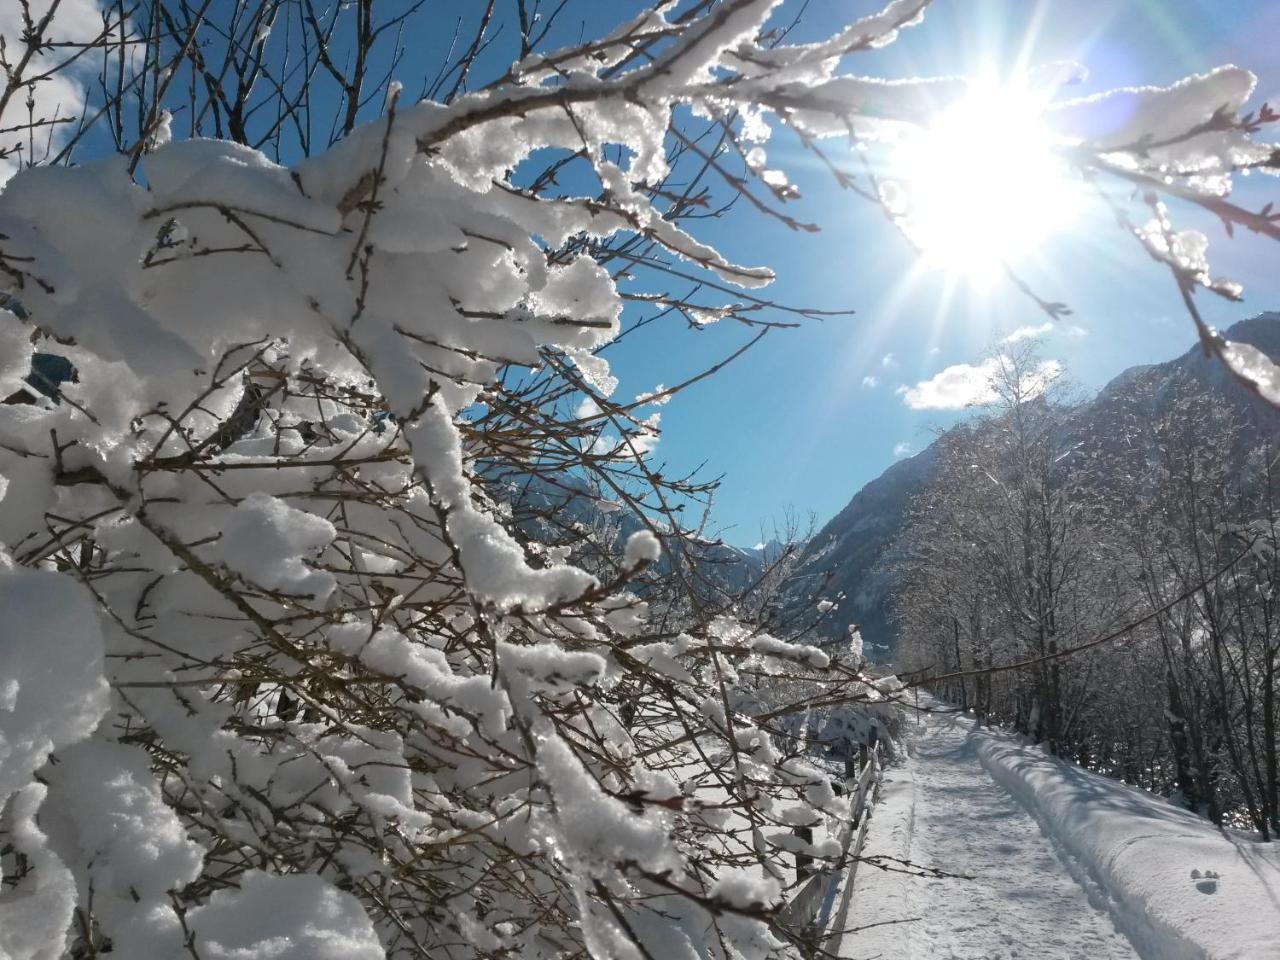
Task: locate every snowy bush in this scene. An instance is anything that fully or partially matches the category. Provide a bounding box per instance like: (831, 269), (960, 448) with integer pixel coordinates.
(0, 0), (1276, 957)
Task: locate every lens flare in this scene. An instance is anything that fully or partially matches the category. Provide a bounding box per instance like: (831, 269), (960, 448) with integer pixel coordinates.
(894, 79), (1078, 283)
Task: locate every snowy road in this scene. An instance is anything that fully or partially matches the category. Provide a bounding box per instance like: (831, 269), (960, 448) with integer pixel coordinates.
(842, 709), (1141, 960)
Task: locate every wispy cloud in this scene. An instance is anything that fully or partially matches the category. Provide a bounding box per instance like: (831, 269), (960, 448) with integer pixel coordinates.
(893, 441), (912, 457)
(861, 375), (879, 389)
(881, 352), (898, 369)
(898, 356), (1062, 410)
(1000, 322), (1053, 344)
(1000, 322), (1089, 344)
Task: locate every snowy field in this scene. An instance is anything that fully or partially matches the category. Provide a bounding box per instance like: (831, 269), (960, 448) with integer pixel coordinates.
(841, 706), (1280, 960)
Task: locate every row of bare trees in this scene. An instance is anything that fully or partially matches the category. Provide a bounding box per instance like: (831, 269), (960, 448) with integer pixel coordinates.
(894, 344), (1280, 837)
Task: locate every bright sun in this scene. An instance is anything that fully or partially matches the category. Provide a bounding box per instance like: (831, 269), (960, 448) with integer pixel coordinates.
(894, 80), (1077, 282)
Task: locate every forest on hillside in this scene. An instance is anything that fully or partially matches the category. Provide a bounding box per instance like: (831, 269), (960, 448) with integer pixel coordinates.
(894, 342), (1280, 836)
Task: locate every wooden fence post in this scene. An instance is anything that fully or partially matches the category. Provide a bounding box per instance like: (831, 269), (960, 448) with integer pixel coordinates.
(794, 824), (814, 880)
(781, 723), (888, 947)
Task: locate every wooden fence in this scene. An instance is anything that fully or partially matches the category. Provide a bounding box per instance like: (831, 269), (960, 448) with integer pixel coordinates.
(778, 732), (883, 950)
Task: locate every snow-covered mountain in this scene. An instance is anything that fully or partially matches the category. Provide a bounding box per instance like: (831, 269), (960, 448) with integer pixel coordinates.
(781, 311), (1280, 661)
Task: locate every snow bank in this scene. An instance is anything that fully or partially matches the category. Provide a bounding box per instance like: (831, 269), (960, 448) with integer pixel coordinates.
(975, 726), (1280, 960)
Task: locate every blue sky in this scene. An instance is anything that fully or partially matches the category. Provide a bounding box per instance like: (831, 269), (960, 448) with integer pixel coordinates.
(68, 0), (1280, 545)
(333, 0), (1280, 544)
(591, 0), (1280, 545)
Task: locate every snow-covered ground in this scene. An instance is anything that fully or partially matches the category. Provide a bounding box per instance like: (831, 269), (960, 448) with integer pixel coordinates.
(841, 708), (1140, 959)
(977, 722), (1280, 960)
(841, 706), (1280, 960)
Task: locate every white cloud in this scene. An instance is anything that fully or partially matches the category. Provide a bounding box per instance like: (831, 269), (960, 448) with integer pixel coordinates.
(1000, 322), (1053, 344)
(1, 1), (105, 180)
(999, 323), (1089, 345)
(630, 412), (661, 455)
(898, 356), (1062, 410)
(634, 384), (671, 405)
(897, 360), (999, 410)
(861, 375), (879, 389)
(881, 352), (898, 368)
(893, 441), (912, 457)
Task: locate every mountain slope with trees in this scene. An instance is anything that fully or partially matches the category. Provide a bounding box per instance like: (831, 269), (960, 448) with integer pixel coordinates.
(889, 312), (1280, 834)
(785, 312), (1280, 660)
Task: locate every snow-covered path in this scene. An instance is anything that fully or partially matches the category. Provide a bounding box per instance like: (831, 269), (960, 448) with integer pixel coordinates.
(843, 709), (1140, 960)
